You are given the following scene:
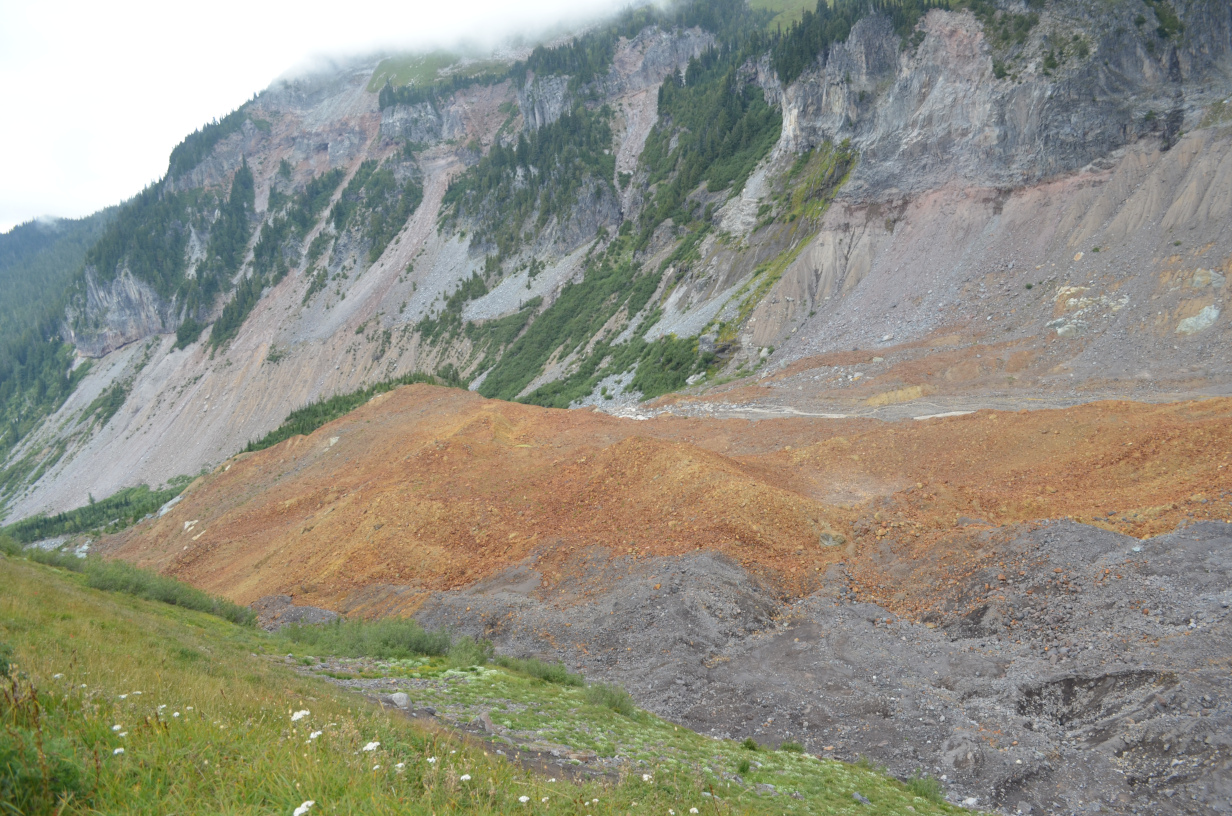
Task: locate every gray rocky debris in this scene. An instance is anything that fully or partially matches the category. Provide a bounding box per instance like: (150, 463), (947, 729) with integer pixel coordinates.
(417, 520), (1232, 815)
(252, 595), (340, 631)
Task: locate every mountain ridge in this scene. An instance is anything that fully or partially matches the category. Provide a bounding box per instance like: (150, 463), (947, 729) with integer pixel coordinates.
(5, 3), (1232, 812)
(1, 0), (1229, 521)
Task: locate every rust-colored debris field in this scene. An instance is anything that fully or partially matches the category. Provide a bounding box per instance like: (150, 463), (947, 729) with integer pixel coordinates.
(107, 385), (1232, 619)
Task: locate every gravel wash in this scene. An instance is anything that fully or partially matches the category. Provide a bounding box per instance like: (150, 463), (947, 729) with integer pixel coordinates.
(416, 521), (1232, 815)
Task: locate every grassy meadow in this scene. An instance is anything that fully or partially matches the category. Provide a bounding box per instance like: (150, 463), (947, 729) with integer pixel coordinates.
(749, 0), (817, 30)
(367, 52), (508, 93)
(0, 553), (963, 815)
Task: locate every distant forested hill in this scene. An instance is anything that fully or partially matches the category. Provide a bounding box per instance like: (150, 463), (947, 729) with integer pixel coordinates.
(0, 211), (115, 341)
(0, 210), (115, 493)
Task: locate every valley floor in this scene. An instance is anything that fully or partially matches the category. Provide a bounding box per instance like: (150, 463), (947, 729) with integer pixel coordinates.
(419, 522), (1232, 816)
(90, 383), (1232, 814)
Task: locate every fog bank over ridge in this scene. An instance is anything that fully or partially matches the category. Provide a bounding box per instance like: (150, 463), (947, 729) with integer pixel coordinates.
(0, 0), (632, 232)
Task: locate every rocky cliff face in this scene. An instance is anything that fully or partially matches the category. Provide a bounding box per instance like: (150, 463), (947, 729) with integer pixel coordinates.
(517, 74), (572, 131)
(64, 267), (179, 358)
(380, 101), (447, 143)
(604, 25), (713, 94)
(770, 3), (1230, 197)
(379, 92), (484, 144)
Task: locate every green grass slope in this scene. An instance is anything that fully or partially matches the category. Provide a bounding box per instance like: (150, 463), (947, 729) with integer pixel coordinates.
(0, 553), (964, 815)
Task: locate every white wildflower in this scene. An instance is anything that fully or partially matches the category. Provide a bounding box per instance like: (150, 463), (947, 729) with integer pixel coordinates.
(643, 774), (653, 782)
(112, 725), (122, 732)
(53, 674), (63, 679)
(548, 778), (556, 783)
(309, 731), (322, 740)
(293, 801), (315, 816)
(113, 748), (125, 755)
(395, 762), (405, 769)
(669, 810), (675, 815)
(119, 732), (127, 738)
(186, 706), (194, 710)
(173, 712), (180, 718)
(291, 710), (310, 722)
(519, 796), (530, 804)
(373, 765), (381, 770)
(131, 691), (141, 695)
(460, 774), (471, 781)
(450, 750), (456, 754)
(118, 694), (127, 699)
(542, 797), (550, 803)
(691, 809), (699, 814)
(157, 705), (166, 712)
(427, 756), (437, 764)
(362, 741), (380, 752)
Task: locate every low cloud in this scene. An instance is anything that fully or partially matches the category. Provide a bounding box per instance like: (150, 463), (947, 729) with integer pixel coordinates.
(0, 0), (633, 233)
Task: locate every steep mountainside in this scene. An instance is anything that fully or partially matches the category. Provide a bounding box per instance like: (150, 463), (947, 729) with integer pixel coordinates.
(7, 2), (1232, 812)
(2, 0), (1230, 518)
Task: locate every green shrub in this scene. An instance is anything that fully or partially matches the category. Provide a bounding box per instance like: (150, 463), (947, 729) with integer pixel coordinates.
(276, 616), (452, 659)
(493, 655), (584, 686)
(4, 480), (189, 543)
(16, 549), (253, 626)
(780, 740), (805, 753)
(24, 548), (85, 572)
(0, 677), (94, 815)
(0, 642), (12, 678)
(245, 370), (450, 452)
(742, 737), (759, 751)
(584, 683), (637, 718)
(173, 316), (204, 349)
(1144, 0), (1184, 40)
(81, 559), (255, 626)
(855, 754), (887, 774)
(737, 758), (751, 775)
(447, 635), (494, 668)
(905, 771), (946, 803)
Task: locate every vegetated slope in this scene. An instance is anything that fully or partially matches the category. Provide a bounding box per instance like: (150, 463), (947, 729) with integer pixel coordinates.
(5, 0), (1231, 524)
(0, 211), (115, 500)
(0, 554), (963, 816)
(0, 212), (114, 342)
(103, 383), (1232, 616)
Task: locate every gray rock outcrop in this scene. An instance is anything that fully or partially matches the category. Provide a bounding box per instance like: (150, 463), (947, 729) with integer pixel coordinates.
(769, 4), (1232, 197)
(380, 102), (444, 143)
(603, 26), (714, 96)
(518, 74), (572, 131)
(64, 267), (179, 358)
(252, 594), (341, 631)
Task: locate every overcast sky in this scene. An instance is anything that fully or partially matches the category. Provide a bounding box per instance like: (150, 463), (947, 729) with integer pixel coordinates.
(0, 0), (632, 233)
